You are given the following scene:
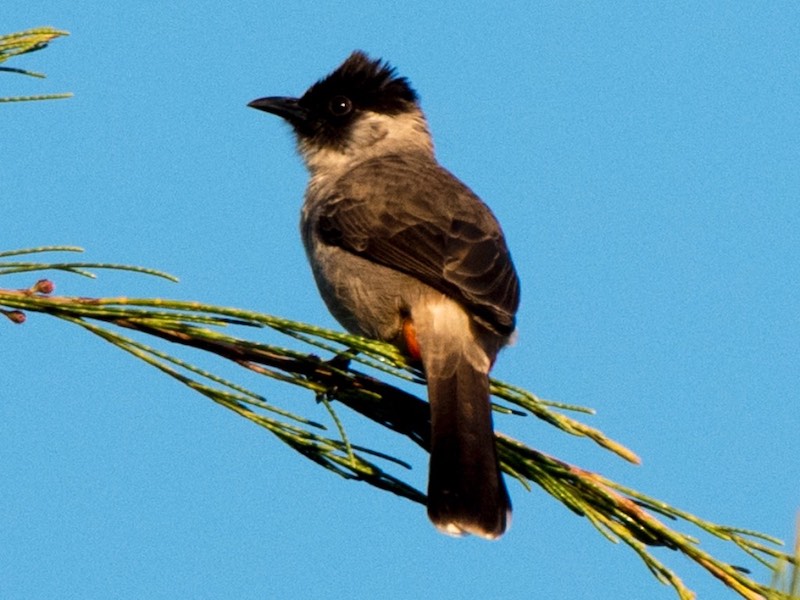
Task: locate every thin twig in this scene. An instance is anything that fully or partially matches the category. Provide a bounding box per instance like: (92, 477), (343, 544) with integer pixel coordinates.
(1, 249), (797, 600)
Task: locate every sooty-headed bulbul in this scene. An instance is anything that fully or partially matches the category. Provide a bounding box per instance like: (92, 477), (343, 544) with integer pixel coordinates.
(249, 51), (520, 539)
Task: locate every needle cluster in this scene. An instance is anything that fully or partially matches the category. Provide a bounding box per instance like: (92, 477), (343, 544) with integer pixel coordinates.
(1, 246), (797, 600)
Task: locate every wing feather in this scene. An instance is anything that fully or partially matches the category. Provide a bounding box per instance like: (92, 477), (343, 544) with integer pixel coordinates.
(314, 154), (520, 334)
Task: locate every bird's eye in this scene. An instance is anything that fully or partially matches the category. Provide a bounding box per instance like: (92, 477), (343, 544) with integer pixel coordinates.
(328, 95), (353, 117)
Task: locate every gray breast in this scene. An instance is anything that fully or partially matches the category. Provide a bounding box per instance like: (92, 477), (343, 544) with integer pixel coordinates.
(302, 235), (434, 341)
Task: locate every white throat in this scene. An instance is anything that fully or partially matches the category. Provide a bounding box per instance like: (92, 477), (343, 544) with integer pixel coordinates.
(299, 108), (435, 188)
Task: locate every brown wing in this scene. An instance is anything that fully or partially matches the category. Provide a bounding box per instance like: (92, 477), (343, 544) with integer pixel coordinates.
(314, 154), (519, 335)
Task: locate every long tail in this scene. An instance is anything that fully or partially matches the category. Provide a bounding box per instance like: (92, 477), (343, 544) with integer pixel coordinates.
(414, 307), (511, 539)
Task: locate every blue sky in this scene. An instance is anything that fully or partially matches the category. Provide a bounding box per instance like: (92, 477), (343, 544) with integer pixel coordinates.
(3, 3), (799, 599)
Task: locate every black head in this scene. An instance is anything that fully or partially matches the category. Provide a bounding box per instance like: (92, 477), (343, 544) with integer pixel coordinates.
(249, 51), (419, 149)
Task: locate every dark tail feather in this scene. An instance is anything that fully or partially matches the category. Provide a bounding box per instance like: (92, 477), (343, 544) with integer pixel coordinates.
(424, 352), (511, 539)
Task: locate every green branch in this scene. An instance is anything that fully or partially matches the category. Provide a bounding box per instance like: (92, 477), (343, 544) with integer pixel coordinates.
(1, 27), (72, 103)
(1, 246), (797, 600)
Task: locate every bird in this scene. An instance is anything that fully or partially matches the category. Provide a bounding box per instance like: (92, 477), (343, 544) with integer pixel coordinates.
(248, 51), (520, 539)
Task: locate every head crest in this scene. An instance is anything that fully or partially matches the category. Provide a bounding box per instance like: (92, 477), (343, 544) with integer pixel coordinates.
(300, 51), (418, 114)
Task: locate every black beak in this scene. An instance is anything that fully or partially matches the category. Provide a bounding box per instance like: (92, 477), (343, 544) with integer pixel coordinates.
(247, 96), (309, 124)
